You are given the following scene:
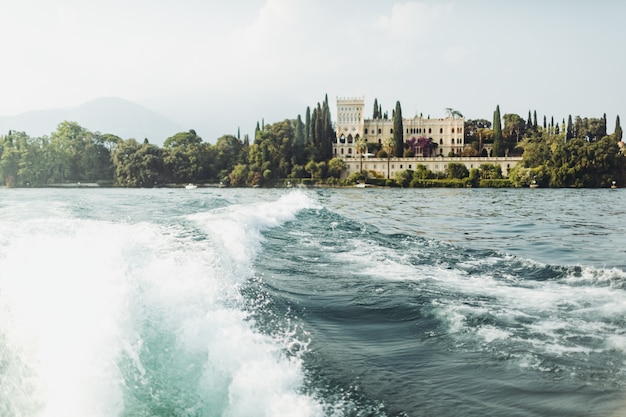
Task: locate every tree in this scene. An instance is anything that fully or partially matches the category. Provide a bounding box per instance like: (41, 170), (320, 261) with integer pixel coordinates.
(355, 136), (367, 173)
(446, 162), (469, 179)
(492, 105), (504, 157)
(503, 113), (525, 144)
(565, 114), (575, 140)
(305, 106), (311, 144)
(549, 136), (626, 187)
(615, 115), (623, 142)
(327, 157), (346, 178)
(163, 129), (202, 148)
(373, 98), (380, 119)
(393, 101), (404, 157)
(479, 163), (502, 179)
(111, 139), (165, 187)
(382, 137), (394, 179)
(445, 108), (463, 118)
(215, 135), (244, 179)
(294, 114), (306, 164)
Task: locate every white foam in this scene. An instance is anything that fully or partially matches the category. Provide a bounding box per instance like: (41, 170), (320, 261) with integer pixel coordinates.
(189, 190), (319, 282)
(0, 191), (327, 417)
(0, 220), (131, 417)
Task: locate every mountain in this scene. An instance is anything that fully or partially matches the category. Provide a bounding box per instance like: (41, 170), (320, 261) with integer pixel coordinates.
(0, 97), (184, 146)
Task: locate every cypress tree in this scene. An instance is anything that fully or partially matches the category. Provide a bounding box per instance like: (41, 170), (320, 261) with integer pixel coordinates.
(527, 110), (533, 131)
(616, 115), (623, 142)
(543, 115), (547, 130)
(321, 95), (334, 160)
(393, 101), (404, 157)
(373, 98), (379, 119)
(305, 106), (311, 144)
(295, 115), (305, 146)
(533, 110), (538, 129)
(566, 115), (574, 140)
(492, 105), (503, 157)
(311, 106), (319, 148)
(294, 114), (305, 164)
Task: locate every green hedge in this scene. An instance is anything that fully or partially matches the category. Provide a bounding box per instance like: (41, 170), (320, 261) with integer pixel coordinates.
(479, 179), (513, 188)
(409, 179), (466, 188)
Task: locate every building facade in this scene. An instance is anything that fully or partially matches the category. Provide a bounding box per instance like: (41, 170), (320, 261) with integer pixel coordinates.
(333, 97), (521, 178)
(334, 97), (465, 159)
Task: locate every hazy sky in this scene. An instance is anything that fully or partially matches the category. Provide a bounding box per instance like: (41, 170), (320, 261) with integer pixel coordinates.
(2, 0), (624, 140)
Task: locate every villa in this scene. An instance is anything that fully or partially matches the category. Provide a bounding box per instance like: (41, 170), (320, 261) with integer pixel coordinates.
(333, 97), (521, 179)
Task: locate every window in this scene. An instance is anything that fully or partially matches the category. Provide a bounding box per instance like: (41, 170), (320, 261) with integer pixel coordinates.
(390, 128), (393, 134)
(378, 128), (382, 134)
(429, 128), (432, 134)
(364, 128), (368, 134)
(439, 138), (443, 144)
(348, 148), (352, 154)
(451, 139), (454, 144)
(440, 128), (443, 134)
(452, 128), (455, 133)
(409, 165), (412, 169)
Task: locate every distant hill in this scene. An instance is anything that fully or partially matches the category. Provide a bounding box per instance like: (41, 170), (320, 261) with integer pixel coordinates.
(0, 97), (184, 146)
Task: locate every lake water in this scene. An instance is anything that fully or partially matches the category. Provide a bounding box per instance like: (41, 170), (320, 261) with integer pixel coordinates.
(1, 187), (625, 417)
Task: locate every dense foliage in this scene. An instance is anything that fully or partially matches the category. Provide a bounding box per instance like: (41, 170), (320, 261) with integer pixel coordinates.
(0, 99), (623, 188)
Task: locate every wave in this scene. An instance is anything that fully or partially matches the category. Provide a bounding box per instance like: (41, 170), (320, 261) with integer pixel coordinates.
(252, 203), (626, 401)
(0, 191), (339, 417)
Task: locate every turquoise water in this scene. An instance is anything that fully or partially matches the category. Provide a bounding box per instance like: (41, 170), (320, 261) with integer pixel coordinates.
(1, 188), (625, 416)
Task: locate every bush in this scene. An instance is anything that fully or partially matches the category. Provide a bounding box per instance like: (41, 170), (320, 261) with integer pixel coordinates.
(479, 179), (513, 188)
(409, 179), (465, 188)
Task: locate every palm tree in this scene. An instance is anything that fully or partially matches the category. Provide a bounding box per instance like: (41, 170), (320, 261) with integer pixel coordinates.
(382, 137), (395, 179)
(355, 137), (367, 173)
(445, 108), (464, 119)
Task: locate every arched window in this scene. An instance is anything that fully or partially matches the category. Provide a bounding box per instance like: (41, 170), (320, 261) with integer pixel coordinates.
(364, 128), (368, 134)
(439, 138), (443, 145)
(378, 128), (382, 134)
(452, 128), (455, 133)
(440, 128), (443, 134)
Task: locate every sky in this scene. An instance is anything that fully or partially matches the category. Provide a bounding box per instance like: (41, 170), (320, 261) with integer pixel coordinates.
(1, 0), (625, 141)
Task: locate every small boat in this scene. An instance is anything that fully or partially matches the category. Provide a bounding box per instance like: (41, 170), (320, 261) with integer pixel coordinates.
(611, 181), (617, 189)
(185, 183), (197, 189)
(529, 179), (539, 188)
